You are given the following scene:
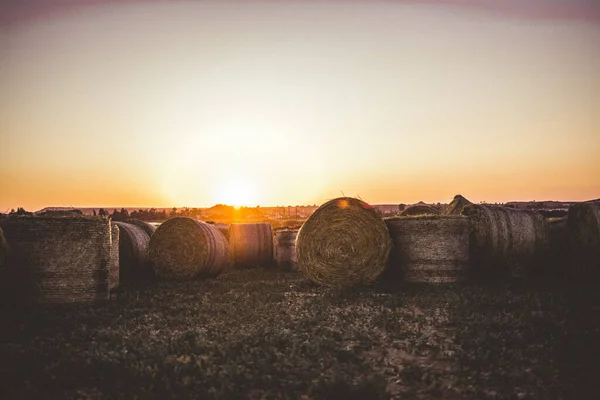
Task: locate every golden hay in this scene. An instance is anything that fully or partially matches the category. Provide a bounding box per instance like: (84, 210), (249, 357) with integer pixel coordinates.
(0, 216), (110, 303)
(273, 228), (299, 271)
(567, 202), (600, 274)
(296, 197), (391, 286)
(385, 215), (470, 283)
(400, 204), (440, 216)
(443, 194), (473, 216)
(462, 205), (549, 278)
(149, 217), (230, 280)
(109, 223), (120, 291)
(125, 218), (156, 237)
(229, 223), (273, 268)
(114, 221), (152, 280)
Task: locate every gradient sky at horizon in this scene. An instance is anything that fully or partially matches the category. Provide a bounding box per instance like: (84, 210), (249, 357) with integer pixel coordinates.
(1, 0), (599, 211)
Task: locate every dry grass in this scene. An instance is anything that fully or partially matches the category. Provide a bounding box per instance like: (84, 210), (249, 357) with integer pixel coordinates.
(400, 205), (440, 216)
(149, 217), (230, 280)
(567, 202), (600, 275)
(385, 215), (470, 283)
(443, 194), (473, 216)
(296, 197), (391, 286)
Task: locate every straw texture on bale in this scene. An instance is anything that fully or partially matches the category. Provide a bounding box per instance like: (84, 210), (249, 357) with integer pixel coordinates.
(229, 223), (273, 268)
(461, 205), (549, 278)
(125, 218), (156, 237)
(400, 205), (440, 216)
(273, 228), (299, 271)
(0, 226), (7, 269)
(109, 223), (120, 290)
(443, 194), (473, 216)
(296, 197), (392, 286)
(385, 215), (470, 283)
(567, 202), (600, 274)
(546, 217), (569, 276)
(0, 216), (110, 303)
(149, 217), (230, 280)
(114, 222), (151, 280)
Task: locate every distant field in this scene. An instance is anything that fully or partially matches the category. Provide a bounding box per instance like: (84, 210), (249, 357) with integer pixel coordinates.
(1, 269), (599, 399)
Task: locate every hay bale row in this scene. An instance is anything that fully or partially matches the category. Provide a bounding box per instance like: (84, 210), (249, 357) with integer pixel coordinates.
(125, 218), (156, 237)
(0, 216), (111, 303)
(114, 221), (152, 280)
(568, 202), (600, 274)
(385, 215), (470, 283)
(296, 197), (391, 286)
(273, 228), (299, 271)
(461, 205), (549, 278)
(400, 204), (440, 216)
(443, 194), (473, 216)
(109, 223), (120, 290)
(229, 223), (273, 268)
(149, 217), (230, 280)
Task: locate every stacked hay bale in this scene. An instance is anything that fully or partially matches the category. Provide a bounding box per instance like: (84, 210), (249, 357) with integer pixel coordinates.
(149, 217), (230, 280)
(400, 204), (440, 216)
(125, 218), (156, 237)
(296, 197), (391, 286)
(113, 221), (152, 281)
(568, 202), (600, 276)
(0, 216), (111, 303)
(443, 194), (473, 216)
(109, 223), (120, 290)
(461, 205), (549, 278)
(385, 215), (470, 283)
(273, 228), (299, 270)
(229, 223), (273, 268)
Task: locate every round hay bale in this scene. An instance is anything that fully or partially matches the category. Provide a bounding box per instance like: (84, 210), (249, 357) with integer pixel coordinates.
(0, 226), (7, 269)
(546, 217), (569, 277)
(443, 194), (473, 216)
(385, 215), (470, 283)
(296, 197), (391, 286)
(109, 223), (120, 291)
(273, 228), (299, 271)
(125, 218), (156, 237)
(567, 202), (600, 275)
(229, 223), (273, 268)
(461, 205), (549, 278)
(149, 217), (230, 280)
(213, 223), (230, 241)
(0, 216), (110, 303)
(400, 204), (440, 216)
(113, 221), (151, 280)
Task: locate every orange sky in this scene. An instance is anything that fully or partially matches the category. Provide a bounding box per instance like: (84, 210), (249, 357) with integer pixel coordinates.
(1, 0), (599, 211)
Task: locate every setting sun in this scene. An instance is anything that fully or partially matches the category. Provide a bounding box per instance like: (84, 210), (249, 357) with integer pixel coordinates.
(216, 178), (258, 208)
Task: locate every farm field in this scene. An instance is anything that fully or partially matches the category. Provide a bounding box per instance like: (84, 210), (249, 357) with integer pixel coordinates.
(1, 269), (599, 399)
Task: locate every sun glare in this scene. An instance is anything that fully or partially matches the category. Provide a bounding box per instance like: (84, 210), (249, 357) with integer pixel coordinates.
(217, 178), (258, 208)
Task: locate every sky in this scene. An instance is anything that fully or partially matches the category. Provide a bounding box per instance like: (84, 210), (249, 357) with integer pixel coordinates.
(1, 0), (599, 211)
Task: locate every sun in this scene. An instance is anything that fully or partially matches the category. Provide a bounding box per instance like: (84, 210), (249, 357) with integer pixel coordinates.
(217, 178), (258, 208)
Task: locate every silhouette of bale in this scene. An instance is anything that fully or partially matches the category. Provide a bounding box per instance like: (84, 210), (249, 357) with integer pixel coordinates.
(385, 215), (470, 283)
(273, 228), (299, 271)
(568, 202), (600, 275)
(0, 226), (7, 269)
(114, 222), (152, 281)
(443, 194), (473, 216)
(125, 218), (156, 237)
(149, 217), (230, 280)
(230, 223), (273, 268)
(109, 223), (120, 290)
(0, 216), (110, 303)
(400, 205), (440, 216)
(462, 205), (549, 278)
(296, 197), (391, 286)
